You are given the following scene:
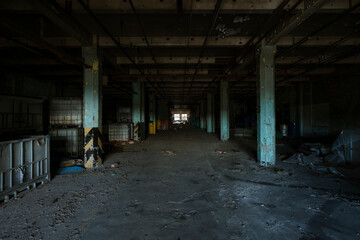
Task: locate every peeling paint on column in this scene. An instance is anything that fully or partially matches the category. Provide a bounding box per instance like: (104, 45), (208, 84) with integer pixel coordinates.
(82, 46), (102, 168)
(220, 79), (230, 141)
(132, 80), (141, 141)
(257, 44), (276, 166)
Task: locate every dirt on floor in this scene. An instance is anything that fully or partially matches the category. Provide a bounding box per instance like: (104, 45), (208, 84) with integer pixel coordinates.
(1, 128), (360, 240)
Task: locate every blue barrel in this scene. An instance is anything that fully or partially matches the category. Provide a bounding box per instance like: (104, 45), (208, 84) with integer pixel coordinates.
(289, 122), (298, 136)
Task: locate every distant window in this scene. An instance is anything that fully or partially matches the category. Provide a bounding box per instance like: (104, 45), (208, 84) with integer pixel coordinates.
(181, 114), (188, 121)
(174, 114), (180, 120)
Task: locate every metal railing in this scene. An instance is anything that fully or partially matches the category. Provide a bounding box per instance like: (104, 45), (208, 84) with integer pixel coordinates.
(0, 135), (50, 202)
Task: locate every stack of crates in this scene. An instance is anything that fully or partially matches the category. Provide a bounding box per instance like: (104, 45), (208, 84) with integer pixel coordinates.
(49, 98), (83, 158)
(108, 123), (130, 142)
(107, 106), (131, 142)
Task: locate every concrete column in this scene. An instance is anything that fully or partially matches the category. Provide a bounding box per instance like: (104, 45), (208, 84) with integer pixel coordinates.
(149, 92), (156, 122)
(140, 82), (145, 123)
(207, 92), (214, 133)
(212, 95), (215, 133)
(195, 104), (200, 128)
(200, 99), (206, 130)
(149, 92), (156, 134)
(256, 44), (276, 166)
(82, 46), (102, 168)
(132, 80), (141, 141)
(220, 80), (229, 140)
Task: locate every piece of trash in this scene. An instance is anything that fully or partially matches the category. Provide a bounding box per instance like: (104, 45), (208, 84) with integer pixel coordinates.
(128, 200), (141, 208)
(215, 150), (226, 154)
(59, 159), (83, 168)
(111, 162), (119, 168)
(162, 150), (176, 155)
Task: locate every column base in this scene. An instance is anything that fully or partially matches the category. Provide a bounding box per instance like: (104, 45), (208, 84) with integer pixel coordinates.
(84, 127), (103, 168)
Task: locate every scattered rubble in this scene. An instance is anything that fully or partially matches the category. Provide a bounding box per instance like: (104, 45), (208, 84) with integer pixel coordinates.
(161, 150), (176, 155)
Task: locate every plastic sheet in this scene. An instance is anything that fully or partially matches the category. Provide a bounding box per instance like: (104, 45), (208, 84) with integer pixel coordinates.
(332, 130), (360, 165)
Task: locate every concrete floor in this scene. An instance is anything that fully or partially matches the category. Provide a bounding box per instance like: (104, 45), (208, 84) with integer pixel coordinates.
(1, 128), (360, 240)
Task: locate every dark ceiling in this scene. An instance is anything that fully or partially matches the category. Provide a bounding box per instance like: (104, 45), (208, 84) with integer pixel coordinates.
(1, 0), (360, 104)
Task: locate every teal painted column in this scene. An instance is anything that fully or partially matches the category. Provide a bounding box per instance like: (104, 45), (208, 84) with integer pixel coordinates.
(195, 104), (200, 128)
(140, 82), (145, 123)
(207, 92), (214, 133)
(257, 44), (276, 166)
(149, 92), (156, 122)
(132, 80), (141, 141)
(212, 94), (215, 133)
(220, 80), (229, 140)
(200, 99), (206, 130)
(82, 46), (102, 168)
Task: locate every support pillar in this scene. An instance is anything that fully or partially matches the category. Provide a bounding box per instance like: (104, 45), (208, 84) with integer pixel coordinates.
(149, 92), (156, 134)
(200, 99), (206, 130)
(220, 80), (229, 140)
(132, 80), (141, 141)
(207, 92), (214, 133)
(140, 82), (146, 138)
(257, 44), (276, 166)
(195, 104), (200, 128)
(82, 46), (102, 168)
(140, 82), (145, 123)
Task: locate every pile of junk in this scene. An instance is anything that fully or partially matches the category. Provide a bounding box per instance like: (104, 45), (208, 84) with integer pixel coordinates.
(283, 130), (360, 177)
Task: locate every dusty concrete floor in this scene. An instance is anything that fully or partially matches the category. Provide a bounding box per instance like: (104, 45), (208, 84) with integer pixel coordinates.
(1, 128), (360, 240)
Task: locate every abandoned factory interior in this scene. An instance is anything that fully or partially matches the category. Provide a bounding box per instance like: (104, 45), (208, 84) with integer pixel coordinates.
(1, 0), (360, 239)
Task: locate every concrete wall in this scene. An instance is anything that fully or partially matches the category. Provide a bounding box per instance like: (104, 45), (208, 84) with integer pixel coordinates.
(0, 75), (56, 98)
(277, 77), (360, 137)
(157, 99), (169, 120)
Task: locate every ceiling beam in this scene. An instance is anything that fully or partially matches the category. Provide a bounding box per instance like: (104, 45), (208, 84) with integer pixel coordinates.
(0, 18), (84, 66)
(2, 36), (359, 48)
(34, 0), (92, 45)
(266, 0), (330, 45)
(3, 0), (357, 13)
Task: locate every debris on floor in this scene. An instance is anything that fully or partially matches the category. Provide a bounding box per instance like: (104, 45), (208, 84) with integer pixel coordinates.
(332, 130), (360, 165)
(215, 150), (226, 154)
(56, 166), (85, 175)
(59, 158), (84, 168)
(298, 143), (330, 156)
(162, 150), (176, 155)
(111, 162), (120, 168)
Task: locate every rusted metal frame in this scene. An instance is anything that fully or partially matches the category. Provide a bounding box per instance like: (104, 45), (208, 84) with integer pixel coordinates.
(128, 0), (166, 97)
(77, 0), (164, 97)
